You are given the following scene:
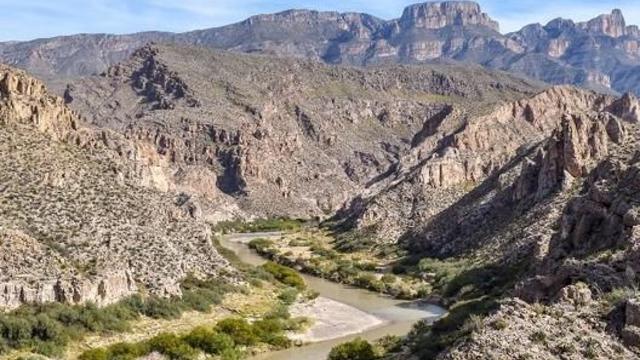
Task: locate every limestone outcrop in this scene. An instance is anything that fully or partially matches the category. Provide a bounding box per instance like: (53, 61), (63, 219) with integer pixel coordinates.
(398, 1), (499, 31)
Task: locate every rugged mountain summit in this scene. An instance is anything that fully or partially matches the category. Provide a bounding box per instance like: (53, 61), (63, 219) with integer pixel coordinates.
(0, 64), (234, 309)
(398, 2), (499, 31)
(63, 44), (539, 219)
(1, 1), (639, 94)
(582, 9), (630, 38)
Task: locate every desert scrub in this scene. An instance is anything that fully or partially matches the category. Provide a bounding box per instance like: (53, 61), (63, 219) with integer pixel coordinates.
(328, 337), (377, 360)
(248, 231), (428, 299)
(0, 277), (237, 357)
(261, 262), (306, 290)
(212, 218), (304, 234)
(248, 238), (276, 254)
(79, 303), (300, 360)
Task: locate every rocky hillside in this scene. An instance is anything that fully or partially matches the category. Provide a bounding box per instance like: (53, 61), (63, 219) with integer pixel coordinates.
(62, 43), (539, 219)
(351, 88), (640, 358)
(0, 64), (235, 309)
(420, 92), (640, 359)
(0, 1), (639, 94)
(333, 86), (615, 243)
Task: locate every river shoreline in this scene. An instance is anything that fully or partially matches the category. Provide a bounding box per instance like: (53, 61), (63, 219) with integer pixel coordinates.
(220, 232), (446, 360)
(288, 296), (385, 343)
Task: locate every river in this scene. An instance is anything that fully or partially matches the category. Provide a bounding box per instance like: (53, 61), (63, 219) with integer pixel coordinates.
(220, 232), (446, 360)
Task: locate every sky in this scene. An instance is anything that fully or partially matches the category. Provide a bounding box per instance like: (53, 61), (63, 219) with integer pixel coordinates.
(0, 0), (639, 42)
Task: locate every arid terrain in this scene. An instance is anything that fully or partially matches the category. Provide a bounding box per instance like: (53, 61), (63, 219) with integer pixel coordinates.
(2, 1), (640, 360)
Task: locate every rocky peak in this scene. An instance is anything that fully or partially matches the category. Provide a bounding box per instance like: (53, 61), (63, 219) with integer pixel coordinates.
(544, 18), (576, 33)
(104, 45), (199, 110)
(0, 64), (78, 139)
(399, 1), (499, 32)
(606, 92), (640, 122)
(580, 9), (627, 37)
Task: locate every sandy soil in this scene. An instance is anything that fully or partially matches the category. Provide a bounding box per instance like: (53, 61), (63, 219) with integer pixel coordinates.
(288, 296), (385, 343)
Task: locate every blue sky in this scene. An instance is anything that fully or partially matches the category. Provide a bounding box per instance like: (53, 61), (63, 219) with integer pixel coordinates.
(0, 0), (639, 41)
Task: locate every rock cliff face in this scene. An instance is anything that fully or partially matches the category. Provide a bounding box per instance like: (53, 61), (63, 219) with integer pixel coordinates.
(334, 86), (612, 241)
(582, 9), (628, 38)
(1, 2), (639, 94)
(398, 1), (499, 31)
(0, 64), (235, 309)
(0, 64), (78, 139)
(0, 229), (137, 308)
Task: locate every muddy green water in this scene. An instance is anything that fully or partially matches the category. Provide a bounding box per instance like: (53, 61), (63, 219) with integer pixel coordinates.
(220, 232), (446, 360)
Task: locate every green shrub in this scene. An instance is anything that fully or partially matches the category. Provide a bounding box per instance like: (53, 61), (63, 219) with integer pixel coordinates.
(336, 263), (359, 280)
(278, 287), (299, 305)
(603, 288), (637, 308)
(181, 287), (225, 313)
(215, 318), (259, 346)
(78, 348), (109, 360)
(282, 317), (311, 332)
(490, 318), (508, 330)
(375, 335), (401, 354)
(108, 341), (149, 359)
(141, 297), (183, 320)
(33, 314), (64, 342)
(529, 331), (547, 344)
(147, 333), (198, 360)
(264, 304), (291, 320)
(183, 327), (234, 355)
(220, 348), (243, 360)
(261, 262), (306, 290)
(328, 338), (378, 360)
(265, 334), (292, 349)
(32, 341), (65, 358)
(355, 273), (385, 292)
(213, 218), (303, 234)
(248, 238), (276, 253)
(355, 262), (377, 271)
(381, 274), (397, 284)
(253, 319), (291, 348)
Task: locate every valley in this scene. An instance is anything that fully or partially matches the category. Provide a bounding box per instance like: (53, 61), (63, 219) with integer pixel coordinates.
(219, 232), (445, 360)
(2, 1), (640, 359)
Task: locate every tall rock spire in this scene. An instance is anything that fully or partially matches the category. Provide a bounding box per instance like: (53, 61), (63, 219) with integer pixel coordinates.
(582, 9), (627, 37)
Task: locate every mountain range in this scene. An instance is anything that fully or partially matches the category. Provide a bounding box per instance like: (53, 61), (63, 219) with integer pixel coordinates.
(0, 1), (639, 95)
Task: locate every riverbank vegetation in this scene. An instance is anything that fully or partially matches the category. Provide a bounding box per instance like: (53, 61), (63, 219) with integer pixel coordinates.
(374, 257), (530, 359)
(73, 234), (317, 360)
(0, 277), (237, 358)
(328, 336), (402, 360)
(247, 230), (430, 299)
(212, 218), (304, 234)
(79, 300), (309, 360)
(0, 228), (316, 359)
